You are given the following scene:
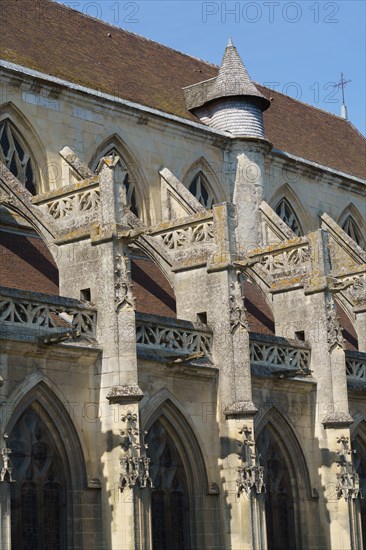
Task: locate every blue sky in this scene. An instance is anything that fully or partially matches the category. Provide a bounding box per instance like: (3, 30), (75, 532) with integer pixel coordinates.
(58, 1), (365, 135)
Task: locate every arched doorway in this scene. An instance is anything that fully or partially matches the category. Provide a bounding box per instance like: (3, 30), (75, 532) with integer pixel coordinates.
(9, 405), (67, 549)
(256, 424), (297, 550)
(147, 419), (191, 550)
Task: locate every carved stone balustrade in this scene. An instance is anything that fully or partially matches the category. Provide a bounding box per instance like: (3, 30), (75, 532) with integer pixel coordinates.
(135, 312), (213, 359)
(32, 177), (100, 223)
(152, 212), (214, 250)
(149, 212), (215, 271)
(345, 350), (366, 387)
(236, 237), (313, 292)
(249, 333), (311, 377)
(0, 286), (97, 342)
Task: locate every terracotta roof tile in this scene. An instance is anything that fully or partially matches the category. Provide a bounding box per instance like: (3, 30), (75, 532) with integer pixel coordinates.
(1, 0), (365, 179)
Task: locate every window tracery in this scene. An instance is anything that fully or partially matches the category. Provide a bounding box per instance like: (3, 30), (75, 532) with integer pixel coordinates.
(0, 119), (37, 195)
(275, 198), (302, 236)
(147, 420), (191, 550)
(9, 407), (66, 550)
(352, 436), (366, 542)
(342, 215), (364, 247)
(256, 427), (296, 550)
(188, 172), (214, 209)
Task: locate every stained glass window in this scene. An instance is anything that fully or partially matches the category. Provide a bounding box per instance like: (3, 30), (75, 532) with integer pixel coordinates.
(9, 407), (66, 550)
(147, 420), (191, 550)
(256, 427), (296, 550)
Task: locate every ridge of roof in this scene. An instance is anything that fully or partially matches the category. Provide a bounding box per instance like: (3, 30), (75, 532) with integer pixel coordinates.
(52, 0), (218, 69)
(258, 82), (366, 139)
(2, 0), (365, 178)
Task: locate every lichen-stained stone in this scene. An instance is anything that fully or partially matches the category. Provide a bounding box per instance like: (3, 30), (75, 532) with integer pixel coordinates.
(0, 4), (365, 548)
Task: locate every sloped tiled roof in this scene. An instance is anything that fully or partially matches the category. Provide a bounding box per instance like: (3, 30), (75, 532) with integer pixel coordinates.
(1, 0), (365, 179)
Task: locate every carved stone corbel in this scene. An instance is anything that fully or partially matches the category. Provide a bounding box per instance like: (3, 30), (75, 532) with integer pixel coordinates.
(0, 435), (15, 483)
(236, 425), (265, 496)
(336, 435), (360, 500)
(114, 251), (135, 312)
(229, 271), (249, 333)
(118, 411), (153, 491)
(325, 295), (344, 351)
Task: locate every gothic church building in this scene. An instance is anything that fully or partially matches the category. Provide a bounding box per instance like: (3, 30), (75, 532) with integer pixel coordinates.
(0, 1), (366, 549)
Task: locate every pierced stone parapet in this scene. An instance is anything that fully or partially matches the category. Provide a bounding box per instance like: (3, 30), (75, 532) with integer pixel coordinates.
(0, 286), (96, 338)
(159, 221), (214, 249)
(329, 272), (366, 311)
(255, 243), (311, 279)
(237, 238), (312, 290)
(249, 333), (311, 376)
(33, 178), (100, 220)
(345, 351), (366, 382)
(150, 212), (214, 251)
(135, 313), (213, 357)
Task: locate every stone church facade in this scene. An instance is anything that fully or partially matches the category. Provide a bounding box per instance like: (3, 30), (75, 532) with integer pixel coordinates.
(0, 1), (365, 548)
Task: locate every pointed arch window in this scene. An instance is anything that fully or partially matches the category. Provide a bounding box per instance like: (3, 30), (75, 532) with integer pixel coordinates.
(257, 426), (297, 550)
(342, 215), (364, 247)
(147, 419), (191, 550)
(95, 146), (139, 217)
(0, 119), (37, 195)
(275, 198), (302, 236)
(189, 172), (214, 209)
(9, 407), (66, 550)
(352, 435), (366, 542)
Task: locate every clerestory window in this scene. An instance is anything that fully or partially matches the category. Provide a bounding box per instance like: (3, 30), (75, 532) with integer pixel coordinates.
(342, 215), (364, 247)
(0, 119), (37, 195)
(275, 198), (302, 236)
(188, 172), (214, 209)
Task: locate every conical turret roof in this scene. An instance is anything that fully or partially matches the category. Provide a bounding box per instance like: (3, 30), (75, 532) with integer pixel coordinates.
(210, 39), (269, 106)
(183, 39), (270, 111)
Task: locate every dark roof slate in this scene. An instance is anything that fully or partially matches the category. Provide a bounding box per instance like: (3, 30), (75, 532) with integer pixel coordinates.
(1, 0), (365, 179)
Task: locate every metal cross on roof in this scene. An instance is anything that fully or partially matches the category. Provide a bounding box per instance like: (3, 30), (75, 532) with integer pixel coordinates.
(334, 72), (351, 105)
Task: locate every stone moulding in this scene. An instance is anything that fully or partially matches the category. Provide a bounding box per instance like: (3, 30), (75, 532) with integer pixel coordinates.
(107, 385), (145, 404)
(0, 286), (97, 337)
